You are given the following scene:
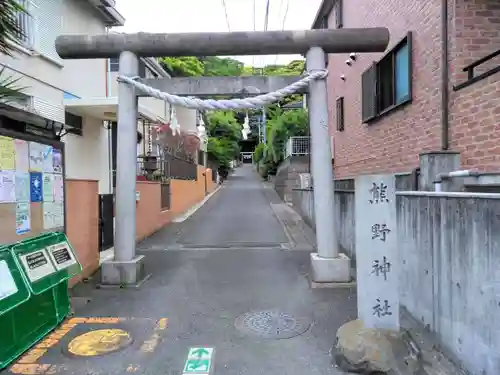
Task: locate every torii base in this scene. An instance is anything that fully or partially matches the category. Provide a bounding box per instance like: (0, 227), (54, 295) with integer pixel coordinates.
(310, 253), (351, 283)
(99, 255), (150, 288)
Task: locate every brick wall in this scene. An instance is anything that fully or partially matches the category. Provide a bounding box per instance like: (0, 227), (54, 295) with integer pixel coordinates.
(449, 0), (500, 170)
(327, 0), (500, 178)
(328, 0), (443, 178)
(135, 166), (213, 242)
(66, 179), (99, 287)
(136, 182), (173, 241)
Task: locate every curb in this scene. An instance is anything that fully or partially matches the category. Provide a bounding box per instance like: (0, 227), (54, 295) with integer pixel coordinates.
(172, 184), (223, 223)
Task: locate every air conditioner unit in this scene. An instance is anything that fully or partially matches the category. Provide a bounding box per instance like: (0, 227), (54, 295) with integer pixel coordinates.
(7, 95), (35, 112)
(299, 173), (312, 189)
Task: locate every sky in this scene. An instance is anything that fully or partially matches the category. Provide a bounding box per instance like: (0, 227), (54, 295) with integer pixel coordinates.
(113, 0), (322, 67)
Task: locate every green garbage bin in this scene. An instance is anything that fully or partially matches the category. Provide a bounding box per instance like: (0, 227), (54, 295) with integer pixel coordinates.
(0, 233), (82, 370)
(12, 232), (81, 321)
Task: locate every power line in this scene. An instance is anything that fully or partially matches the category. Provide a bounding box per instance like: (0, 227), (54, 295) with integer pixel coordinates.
(260, 0), (271, 71)
(221, 0), (231, 31)
(252, 0), (256, 73)
(281, 0), (290, 30)
(263, 0), (271, 31)
(273, 0), (289, 65)
(253, 0), (256, 31)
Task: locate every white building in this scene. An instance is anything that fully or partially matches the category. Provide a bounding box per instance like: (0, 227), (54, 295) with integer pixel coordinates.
(0, 0), (199, 195)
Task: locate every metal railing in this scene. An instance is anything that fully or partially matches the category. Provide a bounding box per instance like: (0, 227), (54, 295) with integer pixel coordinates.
(137, 154), (197, 181)
(16, 0), (35, 49)
(454, 48), (500, 91)
(169, 156), (197, 180)
(285, 136), (310, 158)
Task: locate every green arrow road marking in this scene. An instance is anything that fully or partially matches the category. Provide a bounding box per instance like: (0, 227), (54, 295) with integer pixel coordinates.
(184, 347), (214, 374)
(191, 348), (209, 357)
(184, 359), (210, 372)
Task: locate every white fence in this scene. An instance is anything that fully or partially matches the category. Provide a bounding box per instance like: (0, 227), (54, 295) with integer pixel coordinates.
(285, 136), (310, 158)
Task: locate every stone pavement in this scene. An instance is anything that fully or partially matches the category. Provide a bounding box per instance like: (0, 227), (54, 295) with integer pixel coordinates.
(6, 165), (357, 375)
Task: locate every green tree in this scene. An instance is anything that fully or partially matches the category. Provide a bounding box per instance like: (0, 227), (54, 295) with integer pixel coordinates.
(0, 1), (28, 100)
(263, 60), (304, 75)
(160, 56), (204, 76)
(206, 111), (242, 169)
(254, 107), (308, 178)
(202, 56), (244, 76)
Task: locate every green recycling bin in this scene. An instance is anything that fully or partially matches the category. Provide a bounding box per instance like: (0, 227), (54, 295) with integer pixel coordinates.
(0, 233), (82, 370)
(12, 232), (81, 320)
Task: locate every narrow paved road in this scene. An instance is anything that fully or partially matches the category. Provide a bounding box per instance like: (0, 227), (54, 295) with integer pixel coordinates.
(143, 165), (290, 249)
(9, 166), (356, 375)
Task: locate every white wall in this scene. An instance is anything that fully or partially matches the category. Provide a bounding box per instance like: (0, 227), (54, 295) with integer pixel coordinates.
(108, 70), (169, 120)
(0, 0), (108, 117)
(175, 107), (198, 133)
(60, 0), (111, 193)
(0, 0), (113, 194)
(63, 117), (111, 194)
(61, 0), (107, 98)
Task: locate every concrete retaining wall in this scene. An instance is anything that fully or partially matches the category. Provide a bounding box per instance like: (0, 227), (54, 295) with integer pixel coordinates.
(291, 188), (355, 260)
(274, 155), (309, 203)
(397, 191), (500, 375)
(290, 177), (500, 374)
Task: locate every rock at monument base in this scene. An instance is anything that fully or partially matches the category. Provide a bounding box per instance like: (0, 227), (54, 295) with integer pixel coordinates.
(333, 319), (399, 374)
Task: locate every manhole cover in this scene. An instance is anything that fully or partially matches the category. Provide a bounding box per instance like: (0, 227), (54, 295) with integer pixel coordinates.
(235, 310), (311, 339)
(67, 329), (133, 357)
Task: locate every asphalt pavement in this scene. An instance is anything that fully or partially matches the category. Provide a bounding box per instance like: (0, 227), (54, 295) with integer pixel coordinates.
(6, 165), (357, 375)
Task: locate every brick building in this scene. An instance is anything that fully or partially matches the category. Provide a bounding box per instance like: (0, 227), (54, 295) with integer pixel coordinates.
(313, 0), (500, 179)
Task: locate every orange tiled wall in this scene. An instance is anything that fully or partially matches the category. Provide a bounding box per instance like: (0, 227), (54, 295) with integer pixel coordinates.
(135, 166), (216, 241)
(205, 168), (216, 193)
(136, 181), (173, 241)
(65, 179), (100, 287)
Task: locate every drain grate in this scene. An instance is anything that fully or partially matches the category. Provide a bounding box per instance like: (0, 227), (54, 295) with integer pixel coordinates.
(235, 310), (311, 339)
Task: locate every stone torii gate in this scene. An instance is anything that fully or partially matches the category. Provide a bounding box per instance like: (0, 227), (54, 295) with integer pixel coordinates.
(55, 28), (389, 287)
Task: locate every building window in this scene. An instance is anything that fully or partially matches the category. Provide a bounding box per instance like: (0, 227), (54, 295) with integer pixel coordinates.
(109, 58), (119, 72)
(32, 0), (63, 63)
(317, 0), (342, 29)
(336, 97), (344, 132)
(138, 61), (146, 78)
(318, 15), (328, 29)
(361, 32), (412, 123)
(333, 0), (343, 28)
(65, 111), (83, 136)
(110, 57), (147, 77)
(15, 0), (34, 48)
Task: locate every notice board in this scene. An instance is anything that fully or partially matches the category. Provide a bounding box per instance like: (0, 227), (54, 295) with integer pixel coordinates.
(0, 128), (65, 245)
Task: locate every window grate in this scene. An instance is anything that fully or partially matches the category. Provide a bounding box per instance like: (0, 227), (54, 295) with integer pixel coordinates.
(336, 97), (344, 132)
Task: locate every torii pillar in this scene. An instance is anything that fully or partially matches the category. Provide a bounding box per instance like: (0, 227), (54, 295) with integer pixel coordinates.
(55, 29), (389, 287)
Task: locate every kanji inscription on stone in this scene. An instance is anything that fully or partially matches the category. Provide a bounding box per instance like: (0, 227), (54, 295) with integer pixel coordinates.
(355, 173), (399, 331)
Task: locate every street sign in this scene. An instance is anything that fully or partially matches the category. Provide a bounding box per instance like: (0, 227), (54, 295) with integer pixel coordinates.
(183, 347), (214, 374)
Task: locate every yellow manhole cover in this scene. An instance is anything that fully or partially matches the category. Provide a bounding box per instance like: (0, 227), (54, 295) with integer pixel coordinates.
(67, 329), (132, 357)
